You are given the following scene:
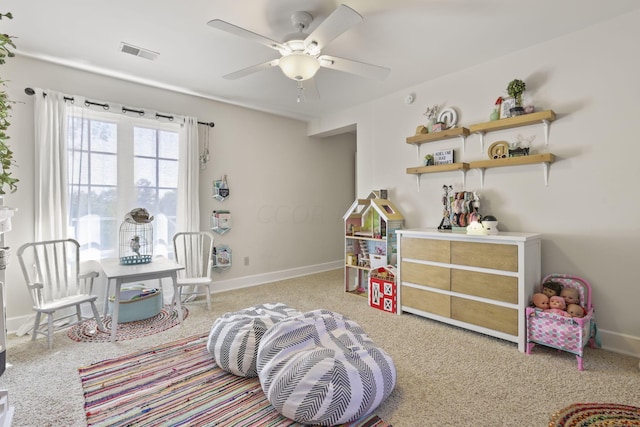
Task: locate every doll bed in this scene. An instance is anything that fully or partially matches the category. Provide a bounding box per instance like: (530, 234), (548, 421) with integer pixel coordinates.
(525, 273), (599, 371)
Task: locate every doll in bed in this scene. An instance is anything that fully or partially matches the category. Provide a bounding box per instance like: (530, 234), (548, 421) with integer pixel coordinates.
(560, 287), (580, 306)
(541, 280), (563, 299)
(566, 303), (586, 318)
(531, 293), (550, 310)
(545, 296), (570, 317)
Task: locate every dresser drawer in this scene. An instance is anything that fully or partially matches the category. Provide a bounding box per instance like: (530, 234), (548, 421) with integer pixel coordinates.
(451, 269), (518, 304)
(401, 285), (450, 318)
(451, 297), (518, 336)
(401, 237), (450, 263)
(401, 261), (450, 290)
(450, 241), (518, 271)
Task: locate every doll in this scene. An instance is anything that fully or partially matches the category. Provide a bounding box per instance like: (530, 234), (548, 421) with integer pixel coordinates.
(560, 287), (580, 305)
(545, 296), (570, 317)
(541, 281), (562, 299)
(531, 293), (550, 310)
(566, 303), (586, 318)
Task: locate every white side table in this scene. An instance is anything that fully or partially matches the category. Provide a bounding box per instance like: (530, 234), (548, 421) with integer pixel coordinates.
(99, 257), (184, 342)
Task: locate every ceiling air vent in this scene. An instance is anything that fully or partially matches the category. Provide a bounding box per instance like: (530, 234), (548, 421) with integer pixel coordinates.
(119, 42), (159, 61)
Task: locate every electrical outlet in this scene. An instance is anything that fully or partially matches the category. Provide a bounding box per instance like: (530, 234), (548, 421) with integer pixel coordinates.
(244, 256), (250, 266)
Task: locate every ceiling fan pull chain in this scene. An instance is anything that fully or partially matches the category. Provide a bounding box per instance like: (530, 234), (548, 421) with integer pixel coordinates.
(297, 81), (304, 103)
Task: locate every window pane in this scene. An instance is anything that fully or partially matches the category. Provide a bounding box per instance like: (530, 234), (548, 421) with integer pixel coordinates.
(159, 131), (179, 159)
(68, 117), (89, 150)
(134, 127), (156, 157)
(90, 121), (117, 153)
(134, 157), (156, 185)
(158, 159), (178, 188)
(91, 153), (117, 185)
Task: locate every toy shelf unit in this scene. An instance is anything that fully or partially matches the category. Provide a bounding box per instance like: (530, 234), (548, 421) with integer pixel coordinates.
(343, 191), (404, 296)
(212, 245), (232, 271)
(211, 210), (232, 234)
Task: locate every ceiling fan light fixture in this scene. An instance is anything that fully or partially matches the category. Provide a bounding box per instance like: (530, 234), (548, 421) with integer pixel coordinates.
(278, 52), (320, 81)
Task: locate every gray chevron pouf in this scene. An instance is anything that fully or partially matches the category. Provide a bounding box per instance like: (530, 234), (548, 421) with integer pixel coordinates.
(206, 303), (302, 377)
(257, 309), (396, 426)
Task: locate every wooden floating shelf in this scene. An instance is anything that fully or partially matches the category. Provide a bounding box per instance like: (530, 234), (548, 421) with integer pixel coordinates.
(407, 163), (470, 175)
(469, 153), (555, 169)
(469, 110), (556, 134)
(406, 127), (470, 145)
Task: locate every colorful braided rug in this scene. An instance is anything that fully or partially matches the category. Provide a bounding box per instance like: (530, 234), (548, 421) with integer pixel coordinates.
(79, 334), (391, 427)
(549, 403), (640, 426)
(67, 306), (188, 343)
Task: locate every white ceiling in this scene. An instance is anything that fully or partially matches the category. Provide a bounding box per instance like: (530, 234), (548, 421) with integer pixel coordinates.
(3, 0), (639, 121)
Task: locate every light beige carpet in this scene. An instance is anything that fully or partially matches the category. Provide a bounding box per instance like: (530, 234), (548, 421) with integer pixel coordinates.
(1, 268), (639, 426)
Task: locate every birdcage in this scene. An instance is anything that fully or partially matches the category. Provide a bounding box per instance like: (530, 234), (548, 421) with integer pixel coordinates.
(119, 209), (154, 264)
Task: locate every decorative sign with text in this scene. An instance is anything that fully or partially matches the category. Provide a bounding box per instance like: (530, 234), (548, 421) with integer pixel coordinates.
(433, 149), (454, 165)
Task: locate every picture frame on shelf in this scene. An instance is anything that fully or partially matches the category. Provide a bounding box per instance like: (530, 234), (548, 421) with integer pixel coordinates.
(500, 97), (515, 119)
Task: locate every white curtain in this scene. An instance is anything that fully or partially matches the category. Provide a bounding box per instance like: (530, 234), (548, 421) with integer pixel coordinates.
(177, 117), (200, 232)
(34, 88), (69, 241)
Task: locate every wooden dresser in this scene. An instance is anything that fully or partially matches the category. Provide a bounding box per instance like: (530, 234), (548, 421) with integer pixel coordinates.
(396, 228), (541, 352)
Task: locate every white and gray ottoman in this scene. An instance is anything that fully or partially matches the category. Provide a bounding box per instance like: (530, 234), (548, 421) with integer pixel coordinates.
(207, 303), (301, 377)
(257, 309), (396, 426)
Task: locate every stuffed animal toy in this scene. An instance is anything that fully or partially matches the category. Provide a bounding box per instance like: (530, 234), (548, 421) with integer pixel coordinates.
(531, 293), (550, 310)
(541, 280), (562, 298)
(545, 296), (570, 317)
(566, 303), (586, 318)
(560, 287), (580, 305)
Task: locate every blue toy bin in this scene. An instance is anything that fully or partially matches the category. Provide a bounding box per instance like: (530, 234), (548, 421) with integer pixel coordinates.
(108, 286), (162, 323)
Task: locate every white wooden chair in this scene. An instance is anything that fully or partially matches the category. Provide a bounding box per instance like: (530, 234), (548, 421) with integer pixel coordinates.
(172, 231), (214, 311)
(17, 238), (104, 349)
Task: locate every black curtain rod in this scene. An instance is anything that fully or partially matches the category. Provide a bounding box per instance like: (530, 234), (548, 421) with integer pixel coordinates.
(24, 87), (215, 127)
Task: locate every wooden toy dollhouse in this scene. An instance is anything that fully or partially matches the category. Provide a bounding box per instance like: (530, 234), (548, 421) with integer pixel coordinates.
(343, 191), (404, 295)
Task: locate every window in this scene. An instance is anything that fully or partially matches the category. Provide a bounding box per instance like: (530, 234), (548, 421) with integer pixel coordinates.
(67, 109), (181, 260)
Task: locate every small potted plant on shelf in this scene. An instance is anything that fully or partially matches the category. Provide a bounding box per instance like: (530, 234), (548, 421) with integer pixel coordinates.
(506, 78), (526, 117)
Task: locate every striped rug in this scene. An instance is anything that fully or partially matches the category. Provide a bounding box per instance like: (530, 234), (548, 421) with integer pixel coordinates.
(79, 334), (392, 427)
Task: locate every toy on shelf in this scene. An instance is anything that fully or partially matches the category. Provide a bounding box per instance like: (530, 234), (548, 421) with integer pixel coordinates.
(368, 266), (397, 314)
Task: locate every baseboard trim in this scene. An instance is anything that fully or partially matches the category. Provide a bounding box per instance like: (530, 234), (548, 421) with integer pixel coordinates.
(598, 328), (640, 358)
(210, 260), (343, 294)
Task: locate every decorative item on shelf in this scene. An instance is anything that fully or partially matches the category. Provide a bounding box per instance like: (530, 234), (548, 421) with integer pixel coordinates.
(490, 97), (502, 121)
(423, 104), (440, 132)
(437, 107), (458, 129)
(210, 210), (231, 234)
(212, 245), (232, 270)
(481, 215), (499, 235)
(488, 140), (510, 159)
(506, 78), (526, 117)
(509, 134), (535, 157)
(415, 125), (428, 135)
(423, 154), (434, 166)
(212, 174), (229, 202)
(119, 208), (154, 265)
(433, 149), (454, 165)
(431, 122), (445, 132)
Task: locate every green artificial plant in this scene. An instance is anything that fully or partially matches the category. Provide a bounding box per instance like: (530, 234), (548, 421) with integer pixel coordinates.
(0, 11), (19, 195)
(506, 78), (526, 107)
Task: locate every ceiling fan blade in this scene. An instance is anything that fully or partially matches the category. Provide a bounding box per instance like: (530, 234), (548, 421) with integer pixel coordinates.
(304, 4), (362, 52)
(318, 55), (390, 80)
(207, 19), (287, 52)
(223, 59), (279, 80)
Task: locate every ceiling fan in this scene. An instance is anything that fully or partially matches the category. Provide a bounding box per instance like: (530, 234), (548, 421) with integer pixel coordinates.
(207, 4), (390, 101)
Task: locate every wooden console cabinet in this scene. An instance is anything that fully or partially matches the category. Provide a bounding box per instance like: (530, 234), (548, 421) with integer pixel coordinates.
(396, 228), (541, 352)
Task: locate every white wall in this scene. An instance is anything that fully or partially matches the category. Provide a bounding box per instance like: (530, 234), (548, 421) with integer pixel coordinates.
(310, 10), (640, 357)
(2, 56), (356, 329)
